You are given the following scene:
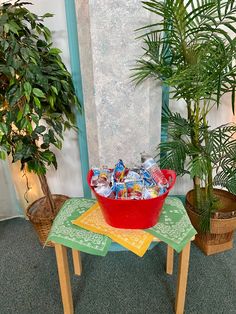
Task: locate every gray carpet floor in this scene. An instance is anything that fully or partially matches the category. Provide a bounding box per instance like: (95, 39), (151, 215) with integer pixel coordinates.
(0, 218), (236, 314)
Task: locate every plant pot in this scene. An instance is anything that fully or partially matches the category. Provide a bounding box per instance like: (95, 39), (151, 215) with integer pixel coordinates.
(26, 194), (69, 247)
(186, 189), (236, 255)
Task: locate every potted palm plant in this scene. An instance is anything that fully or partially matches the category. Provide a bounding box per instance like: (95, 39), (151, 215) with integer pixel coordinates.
(133, 0), (236, 255)
(0, 1), (80, 245)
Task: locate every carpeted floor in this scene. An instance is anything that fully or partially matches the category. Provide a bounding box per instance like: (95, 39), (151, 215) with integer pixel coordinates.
(0, 218), (236, 314)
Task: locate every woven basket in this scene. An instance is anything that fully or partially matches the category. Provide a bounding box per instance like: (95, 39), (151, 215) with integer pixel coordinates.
(26, 194), (69, 247)
(186, 189), (236, 255)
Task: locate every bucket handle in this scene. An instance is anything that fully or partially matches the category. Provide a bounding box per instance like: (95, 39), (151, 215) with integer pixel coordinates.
(162, 169), (177, 191)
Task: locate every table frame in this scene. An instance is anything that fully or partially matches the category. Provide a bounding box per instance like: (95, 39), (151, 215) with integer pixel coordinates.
(54, 240), (192, 314)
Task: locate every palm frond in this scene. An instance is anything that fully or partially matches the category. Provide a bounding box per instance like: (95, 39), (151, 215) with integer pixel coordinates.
(161, 107), (192, 137)
(157, 140), (187, 175)
(214, 170), (236, 194)
(208, 123), (236, 160)
(134, 0), (236, 105)
(188, 155), (210, 180)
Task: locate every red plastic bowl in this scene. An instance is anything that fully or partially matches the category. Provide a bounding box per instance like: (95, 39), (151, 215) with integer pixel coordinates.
(87, 169), (176, 229)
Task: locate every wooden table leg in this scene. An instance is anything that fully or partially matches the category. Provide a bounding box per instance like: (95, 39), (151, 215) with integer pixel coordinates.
(175, 241), (191, 314)
(54, 243), (74, 314)
(166, 245), (174, 275)
(72, 249), (82, 276)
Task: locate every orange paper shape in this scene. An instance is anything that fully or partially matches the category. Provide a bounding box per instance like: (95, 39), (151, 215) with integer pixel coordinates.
(72, 203), (154, 257)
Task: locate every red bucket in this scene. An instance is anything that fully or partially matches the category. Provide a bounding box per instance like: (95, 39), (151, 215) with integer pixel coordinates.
(87, 169), (176, 229)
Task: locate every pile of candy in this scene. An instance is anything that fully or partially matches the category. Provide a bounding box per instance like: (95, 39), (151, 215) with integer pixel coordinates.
(90, 155), (170, 200)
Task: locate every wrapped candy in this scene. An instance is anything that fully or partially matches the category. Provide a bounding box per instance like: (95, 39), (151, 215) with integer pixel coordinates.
(113, 159), (127, 182)
(90, 168), (100, 186)
(143, 187), (159, 199)
(95, 184), (115, 199)
(126, 180), (143, 200)
(140, 167), (156, 187)
(91, 156), (169, 200)
(125, 170), (141, 181)
(115, 183), (127, 199)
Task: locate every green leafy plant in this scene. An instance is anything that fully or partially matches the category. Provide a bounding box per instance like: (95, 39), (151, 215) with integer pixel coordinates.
(0, 1), (80, 214)
(132, 0), (236, 230)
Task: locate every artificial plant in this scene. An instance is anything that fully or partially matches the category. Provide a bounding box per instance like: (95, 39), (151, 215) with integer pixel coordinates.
(133, 0), (236, 230)
(0, 1), (80, 214)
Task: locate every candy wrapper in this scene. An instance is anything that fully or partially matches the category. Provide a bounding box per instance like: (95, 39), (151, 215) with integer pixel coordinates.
(126, 180), (143, 200)
(113, 159), (128, 182)
(140, 167), (156, 187)
(92, 166), (111, 187)
(115, 183), (127, 199)
(90, 168), (100, 186)
(95, 184), (115, 199)
(91, 157), (169, 200)
(125, 170), (141, 181)
(143, 187), (159, 199)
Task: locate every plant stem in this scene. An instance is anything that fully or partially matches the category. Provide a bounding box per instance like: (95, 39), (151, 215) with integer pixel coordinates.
(187, 100), (191, 120)
(202, 101), (214, 205)
(192, 100), (201, 210)
(193, 176), (201, 211)
(38, 174), (55, 215)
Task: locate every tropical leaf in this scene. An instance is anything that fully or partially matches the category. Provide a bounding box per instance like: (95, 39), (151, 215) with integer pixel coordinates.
(158, 140), (187, 175)
(189, 155), (209, 180)
(133, 0), (236, 106)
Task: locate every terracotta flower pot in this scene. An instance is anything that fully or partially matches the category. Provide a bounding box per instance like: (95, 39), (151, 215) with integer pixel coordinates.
(26, 194), (69, 247)
(185, 189), (236, 255)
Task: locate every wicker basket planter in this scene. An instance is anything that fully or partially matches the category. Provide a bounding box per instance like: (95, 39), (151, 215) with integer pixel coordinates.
(186, 189), (236, 255)
(26, 194), (69, 247)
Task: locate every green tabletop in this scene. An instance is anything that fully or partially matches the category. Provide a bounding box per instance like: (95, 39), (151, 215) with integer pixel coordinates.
(47, 197), (196, 255)
(145, 197), (197, 252)
(47, 198), (111, 256)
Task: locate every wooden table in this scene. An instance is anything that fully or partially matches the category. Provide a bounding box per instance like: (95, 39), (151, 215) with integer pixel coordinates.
(54, 238), (194, 314)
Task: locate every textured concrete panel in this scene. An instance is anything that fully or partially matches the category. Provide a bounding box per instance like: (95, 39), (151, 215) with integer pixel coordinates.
(77, 0), (162, 168)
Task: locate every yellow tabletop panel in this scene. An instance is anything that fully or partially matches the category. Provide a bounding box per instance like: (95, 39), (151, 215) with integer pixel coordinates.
(72, 203), (154, 257)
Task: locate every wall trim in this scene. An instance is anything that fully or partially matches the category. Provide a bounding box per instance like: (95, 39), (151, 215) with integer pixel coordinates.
(64, 0), (91, 198)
